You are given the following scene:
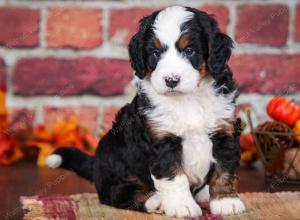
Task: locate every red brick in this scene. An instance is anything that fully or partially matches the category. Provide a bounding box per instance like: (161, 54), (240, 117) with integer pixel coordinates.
(0, 8), (39, 48)
(295, 5), (300, 42)
(109, 7), (155, 45)
(235, 5), (289, 46)
(44, 107), (98, 134)
(0, 59), (5, 89)
(8, 108), (35, 134)
(100, 106), (120, 132)
(13, 57), (132, 96)
(229, 54), (300, 94)
(47, 8), (102, 48)
(200, 5), (229, 33)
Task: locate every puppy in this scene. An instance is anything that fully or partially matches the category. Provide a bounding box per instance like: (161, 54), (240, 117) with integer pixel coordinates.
(46, 6), (246, 218)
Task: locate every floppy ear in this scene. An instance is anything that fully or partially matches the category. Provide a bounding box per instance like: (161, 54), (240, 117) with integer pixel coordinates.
(128, 11), (159, 79)
(188, 8), (233, 77)
(207, 32), (233, 77)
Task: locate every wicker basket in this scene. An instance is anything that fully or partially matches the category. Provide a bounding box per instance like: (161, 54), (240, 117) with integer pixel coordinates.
(247, 111), (300, 191)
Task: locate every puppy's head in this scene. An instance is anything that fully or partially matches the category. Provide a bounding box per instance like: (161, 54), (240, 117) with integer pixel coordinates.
(129, 6), (233, 95)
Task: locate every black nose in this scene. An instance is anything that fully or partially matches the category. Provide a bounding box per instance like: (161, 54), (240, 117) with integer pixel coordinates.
(165, 76), (180, 88)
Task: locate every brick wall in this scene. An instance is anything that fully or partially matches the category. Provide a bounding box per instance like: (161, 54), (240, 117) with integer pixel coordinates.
(0, 0), (300, 134)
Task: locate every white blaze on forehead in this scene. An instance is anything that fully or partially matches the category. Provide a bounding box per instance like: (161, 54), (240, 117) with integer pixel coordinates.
(153, 6), (193, 45)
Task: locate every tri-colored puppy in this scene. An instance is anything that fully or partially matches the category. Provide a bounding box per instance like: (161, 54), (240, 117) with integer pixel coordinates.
(46, 6), (246, 218)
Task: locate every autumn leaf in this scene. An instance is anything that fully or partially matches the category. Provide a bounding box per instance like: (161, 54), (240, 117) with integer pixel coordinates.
(0, 134), (23, 165)
(84, 133), (98, 150)
(0, 90), (7, 115)
(26, 115), (98, 166)
(1, 99), (98, 166)
(34, 142), (54, 167)
(0, 90), (8, 133)
(33, 125), (53, 142)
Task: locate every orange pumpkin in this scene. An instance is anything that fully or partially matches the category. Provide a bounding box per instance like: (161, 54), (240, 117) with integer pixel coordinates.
(267, 97), (300, 126)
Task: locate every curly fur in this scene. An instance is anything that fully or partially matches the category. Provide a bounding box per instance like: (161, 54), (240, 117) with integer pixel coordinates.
(47, 6), (245, 217)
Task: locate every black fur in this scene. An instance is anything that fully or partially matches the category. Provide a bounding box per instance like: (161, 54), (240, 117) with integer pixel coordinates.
(51, 7), (241, 213)
(184, 8), (235, 94)
(149, 135), (182, 180)
(145, 39), (168, 73)
(130, 8), (235, 94)
(52, 147), (94, 181)
(175, 32), (205, 70)
(185, 8), (233, 76)
(128, 11), (160, 79)
(210, 119), (242, 174)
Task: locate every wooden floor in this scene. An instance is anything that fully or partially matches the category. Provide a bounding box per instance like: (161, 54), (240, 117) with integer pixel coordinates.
(0, 161), (266, 220)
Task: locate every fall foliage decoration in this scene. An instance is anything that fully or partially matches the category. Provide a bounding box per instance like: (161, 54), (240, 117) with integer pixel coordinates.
(26, 116), (98, 166)
(0, 85), (98, 165)
(0, 86), (24, 165)
(256, 121), (294, 150)
(293, 120), (300, 143)
(240, 133), (257, 164)
(255, 121), (294, 174)
(282, 148), (300, 180)
(248, 96), (300, 182)
(0, 87), (7, 131)
(267, 96), (300, 127)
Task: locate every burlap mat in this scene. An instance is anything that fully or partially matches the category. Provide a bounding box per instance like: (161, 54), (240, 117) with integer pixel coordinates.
(21, 192), (300, 220)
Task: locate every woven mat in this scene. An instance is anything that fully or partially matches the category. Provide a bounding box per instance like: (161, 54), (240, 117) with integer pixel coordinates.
(21, 192), (300, 220)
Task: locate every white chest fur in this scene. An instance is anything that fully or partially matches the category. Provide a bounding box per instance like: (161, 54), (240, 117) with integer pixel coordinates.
(181, 133), (214, 185)
(142, 78), (235, 185)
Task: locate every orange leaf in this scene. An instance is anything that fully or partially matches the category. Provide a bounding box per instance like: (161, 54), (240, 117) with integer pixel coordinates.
(0, 90), (8, 132)
(53, 116), (78, 137)
(0, 134), (23, 165)
(83, 133), (98, 150)
(35, 143), (54, 167)
(0, 115), (8, 133)
(33, 125), (53, 142)
(0, 90), (7, 115)
(55, 132), (78, 146)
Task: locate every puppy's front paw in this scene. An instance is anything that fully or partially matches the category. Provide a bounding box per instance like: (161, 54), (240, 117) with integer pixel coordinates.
(145, 193), (161, 212)
(210, 197), (246, 215)
(160, 192), (202, 218)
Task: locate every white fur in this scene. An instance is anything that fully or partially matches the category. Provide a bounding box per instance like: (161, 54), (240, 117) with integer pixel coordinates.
(142, 77), (236, 184)
(154, 6), (193, 46)
(195, 185), (210, 203)
(151, 6), (198, 95)
(149, 174), (202, 217)
(150, 46), (200, 94)
(145, 193), (161, 211)
(141, 6), (240, 217)
(46, 154), (62, 168)
(210, 197), (246, 215)
(144, 6), (236, 186)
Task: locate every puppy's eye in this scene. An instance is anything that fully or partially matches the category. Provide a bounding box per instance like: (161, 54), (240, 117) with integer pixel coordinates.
(184, 47), (195, 57)
(153, 49), (160, 58)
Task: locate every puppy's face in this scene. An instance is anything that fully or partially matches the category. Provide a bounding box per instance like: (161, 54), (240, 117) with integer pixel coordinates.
(145, 7), (204, 95)
(129, 6), (233, 95)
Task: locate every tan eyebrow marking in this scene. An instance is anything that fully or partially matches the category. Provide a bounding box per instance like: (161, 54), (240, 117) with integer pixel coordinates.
(178, 34), (190, 50)
(199, 63), (208, 79)
(153, 37), (162, 49)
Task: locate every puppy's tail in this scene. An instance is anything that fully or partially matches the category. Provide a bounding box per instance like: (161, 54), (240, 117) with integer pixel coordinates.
(46, 147), (95, 182)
